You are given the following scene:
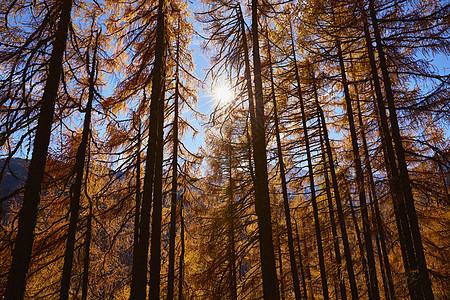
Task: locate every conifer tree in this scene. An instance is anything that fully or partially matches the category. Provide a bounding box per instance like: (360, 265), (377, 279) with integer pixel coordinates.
(5, 1), (73, 298)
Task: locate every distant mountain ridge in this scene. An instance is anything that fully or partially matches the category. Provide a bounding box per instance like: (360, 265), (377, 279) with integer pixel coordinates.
(0, 158), (28, 197)
(1, 158), (28, 221)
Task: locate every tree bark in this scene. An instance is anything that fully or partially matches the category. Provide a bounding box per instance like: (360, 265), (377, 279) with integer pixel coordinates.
(131, 116), (142, 292)
(148, 73), (166, 300)
(359, 4), (419, 298)
(294, 220), (308, 300)
(312, 68), (348, 300)
(290, 26), (329, 300)
(354, 81), (396, 300)
(336, 39), (380, 299)
(368, 2), (433, 298)
(267, 30), (302, 300)
(59, 31), (98, 300)
(167, 13), (181, 300)
(131, 0), (167, 298)
(5, 1), (73, 298)
(81, 198), (92, 300)
(313, 76), (359, 300)
(178, 195), (185, 300)
(249, 1), (281, 298)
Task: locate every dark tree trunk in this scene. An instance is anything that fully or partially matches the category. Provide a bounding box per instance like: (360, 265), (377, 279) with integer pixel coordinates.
(313, 68), (347, 300)
(5, 1), (73, 298)
(226, 148), (237, 300)
(277, 233), (286, 300)
(373, 211), (391, 300)
(290, 27), (329, 300)
(249, 2), (281, 298)
(299, 220), (315, 300)
(148, 73), (166, 300)
(131, 0), (167, 298)
(368, 2), (433, 298)
(167, 14), (181, 300)
(336, 39), (380, 299)
(347, 190), (370, 290)
(59, 32), (98, 300)
(266, 31), (302, 300)
(178, 196), (185, 300)
(319, 119), (347, 300)
(81, 200), (92, 300)
(294, 221), (308, 300)
(131, 116), (142, 290)
(359, 4), (420, 298)
(313, 76), (359, 300)
(354, 82), (396, 300)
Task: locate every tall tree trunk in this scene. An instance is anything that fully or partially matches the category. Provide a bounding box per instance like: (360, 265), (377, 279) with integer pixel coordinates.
(336, 39), (380, 299)
(312, 67), (348, 300)
(372, 201), (391, 300)
(226, 147), (237, 300)
(59, 32), (98, 300)
(237, 4), (255, 186)
(5, 1), (73, 298)
(228, 208), (237, 300)
(294, 221), (308, 300)
(131, 0), (167, 298)
(148, 75), (166, 300)
(359, 4), (419, 298)
(299, 219), (315, 300)
(81, 196), (92, 300)
(131, 116), (142, 289)
(249, 2), (280, 298)
(277, 232), (286, 300)
(319, 118), (347, 300)
(266, 29), (302, 300)
(312, 74), (359, 300)
(347, 189), (370, 290)
(237, 5), (256, 127)
(354, 81), (396, 300)
(367, 2), (433, 298)
(290, 26), (329, 300)
(167, 13), (181, 300)
(178, 195), (185, 300)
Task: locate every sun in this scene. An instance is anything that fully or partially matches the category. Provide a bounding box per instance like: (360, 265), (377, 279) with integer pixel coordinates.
(213, 84), (234, 105)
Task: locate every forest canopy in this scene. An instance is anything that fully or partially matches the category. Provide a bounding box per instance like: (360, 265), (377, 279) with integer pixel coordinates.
(0, 0), (449, 299)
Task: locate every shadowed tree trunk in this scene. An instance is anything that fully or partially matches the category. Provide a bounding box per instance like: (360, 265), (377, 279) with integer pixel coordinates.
(178, 194), (185, 300)
(131, 0), (167, 298)
(148, 74), (166, 300)
(167, 13), (181, 300)
(131, 114), (142, 290)
(249, 1), (281, 298)
(5, 1), (73, 298)
(59, 31), (98, 300)
(319, 117), (347, 300)
(312, 72), (359, 300)
(312, 66), (348, 300)
(298, 219), (315, 300)
(266, 29), (302, 300)
(368, 1), (433, 298)
(358, 4), (420, 298)
(293, 220), (308, 300)
(336, 39), (380, 299)
(290, 26), (329, 300)
(347, 188), (370, 290)
(277, 232), (286, 300)
(81, 191), (93, 300)
(353, 80), (395, 300)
